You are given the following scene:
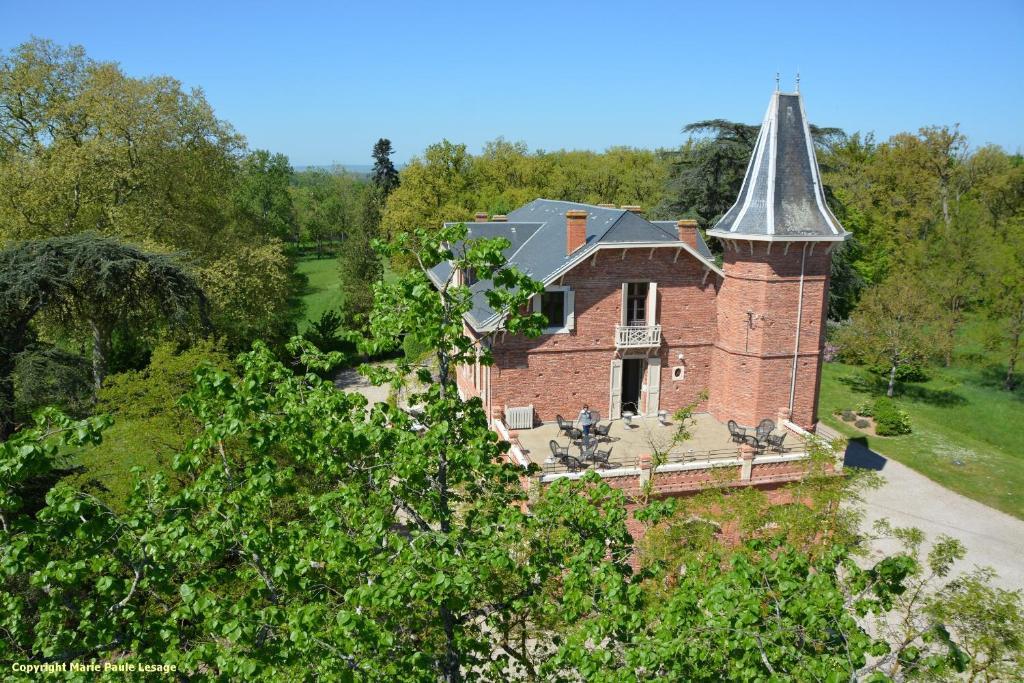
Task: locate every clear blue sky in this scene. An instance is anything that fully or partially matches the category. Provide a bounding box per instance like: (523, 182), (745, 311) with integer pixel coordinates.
(4, 1), (1022, 166)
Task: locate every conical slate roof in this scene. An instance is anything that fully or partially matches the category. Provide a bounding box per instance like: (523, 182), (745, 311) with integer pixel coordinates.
(708, 91), (848, 242)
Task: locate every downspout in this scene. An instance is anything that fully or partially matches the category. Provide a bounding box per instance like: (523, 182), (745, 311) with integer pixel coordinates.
(788, 243), (807, 414)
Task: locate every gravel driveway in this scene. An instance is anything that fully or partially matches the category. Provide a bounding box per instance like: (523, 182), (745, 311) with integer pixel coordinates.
(844, 440), (1024, 590)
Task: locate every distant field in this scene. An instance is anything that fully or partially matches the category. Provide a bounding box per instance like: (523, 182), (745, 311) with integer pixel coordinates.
(295, 254), (398, 330)
(819, 359), (1024, 520)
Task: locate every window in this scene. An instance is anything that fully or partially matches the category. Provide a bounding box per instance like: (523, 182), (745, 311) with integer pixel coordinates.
(464, 267), (477, 286)
(626, 283), (648, 325)
(533, 287), (575, 333)
(541, 292), (565, 329)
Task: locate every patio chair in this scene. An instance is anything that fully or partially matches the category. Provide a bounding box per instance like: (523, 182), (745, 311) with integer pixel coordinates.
(562, 455), (586, 472)
(580, 439), (598, 461)
(765, 432), (787, 453)
(727, 420), (747, 444)
(592, 447), (613, 468)
(593, 422), (611, 442)
(555, 415), (574, 438)
(567, 427), (584, 443)
(549, 440), (570, 459)
(755, 419), (776, 441)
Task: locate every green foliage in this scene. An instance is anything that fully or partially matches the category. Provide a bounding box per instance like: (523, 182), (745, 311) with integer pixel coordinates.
(401, 333), (431, 362)
(872, 397), (913, 436)
(870, 361), (930, 383)
(0, 234), (208, 438)
(290, 168), (369, 256)
(855, 399), (875, 416)
(198, 240), (299, 351)
(233, 149), (297, 242)
(302, 309), (356, 357)
(371, 138), (400, 197)
(59, 341), (231, 510)
(381, 139), (669, 268)
(836, 276), (942, 397)
(12, 345), (93, 420)
(0, 39), (303, 359)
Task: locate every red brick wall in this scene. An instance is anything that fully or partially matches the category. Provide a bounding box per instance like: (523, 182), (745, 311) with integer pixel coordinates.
(709, 241), (832, 429)
(489, 248), (720, 423)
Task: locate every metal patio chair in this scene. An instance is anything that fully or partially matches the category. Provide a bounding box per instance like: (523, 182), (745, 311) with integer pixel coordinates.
(765, 432), (787, 453)
(755, 419), (776, 441)
(727, 420), (747, 444)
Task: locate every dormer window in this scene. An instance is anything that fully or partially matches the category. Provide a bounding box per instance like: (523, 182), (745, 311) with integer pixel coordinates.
(533, 286), (575, 334)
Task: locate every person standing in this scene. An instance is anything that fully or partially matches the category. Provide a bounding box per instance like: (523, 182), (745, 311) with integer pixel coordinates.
(578, 404), (593, 442)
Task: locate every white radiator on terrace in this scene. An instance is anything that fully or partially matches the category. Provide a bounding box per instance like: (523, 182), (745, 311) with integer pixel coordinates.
(504, 405), (534, 430)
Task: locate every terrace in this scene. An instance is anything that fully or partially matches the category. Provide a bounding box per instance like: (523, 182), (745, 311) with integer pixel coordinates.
(495, 413), (822, 493)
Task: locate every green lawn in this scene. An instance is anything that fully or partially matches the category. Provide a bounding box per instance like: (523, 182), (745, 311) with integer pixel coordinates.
(819, 361), (1024, 519)
(295, 254), (398, 331)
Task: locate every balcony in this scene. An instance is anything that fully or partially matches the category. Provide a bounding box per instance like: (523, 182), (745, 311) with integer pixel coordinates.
(615, 324), (662, 348)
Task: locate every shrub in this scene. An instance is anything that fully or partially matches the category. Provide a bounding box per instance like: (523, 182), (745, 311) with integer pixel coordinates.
(402, 334), (431, 362)
(841, 410), (855, 422)
(304, 309), (357, 357)
(855, 399), (874, 417)
(854, 418), (870, 429)
(873, 397), (912, 436)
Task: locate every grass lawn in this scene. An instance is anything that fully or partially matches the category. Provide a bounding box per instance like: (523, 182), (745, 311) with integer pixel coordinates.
(295, 254), (398, 331)
(819, 360), (1024, 519)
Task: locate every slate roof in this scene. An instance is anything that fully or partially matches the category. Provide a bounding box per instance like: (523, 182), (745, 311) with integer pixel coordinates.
(708, 91), (848, 242)
(427, 199), (719, 330)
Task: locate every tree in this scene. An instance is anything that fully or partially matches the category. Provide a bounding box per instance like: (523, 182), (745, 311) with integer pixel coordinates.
(0, 39), (244, 249)
(233, 150), (297, 242)
(978, 214), (1024, 390)
(370, 138), (400, 198)
(0, 234), (207, 436)
(836, 276), (941, 396)
(0, 39), (297, 355)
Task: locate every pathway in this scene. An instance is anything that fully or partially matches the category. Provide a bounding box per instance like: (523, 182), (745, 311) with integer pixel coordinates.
(844, 439), (1024, 591)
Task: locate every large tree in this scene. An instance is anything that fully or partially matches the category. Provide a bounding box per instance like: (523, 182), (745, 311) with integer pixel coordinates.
(836, 276), (942, 396)
(0, 234), (206, 437)
(0, 38), (243, 249)
(232, 149), (297, 242)
(370, 137), (400, 198)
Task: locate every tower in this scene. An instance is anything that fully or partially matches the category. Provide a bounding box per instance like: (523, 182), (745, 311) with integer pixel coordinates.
(707, 90), (848, 430)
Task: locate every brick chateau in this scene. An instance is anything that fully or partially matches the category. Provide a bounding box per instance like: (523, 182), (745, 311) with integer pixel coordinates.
(429, 90), (848, 432)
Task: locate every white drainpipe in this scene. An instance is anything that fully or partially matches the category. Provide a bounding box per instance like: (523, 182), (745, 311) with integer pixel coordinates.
(789, 243), (807, 414)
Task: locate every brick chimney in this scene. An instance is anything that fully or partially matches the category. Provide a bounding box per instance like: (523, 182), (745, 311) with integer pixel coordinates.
(474, 212), (488, 222)
(620, 205), (643, 214)
(676, 219), (699, 249)
(491, 214), (507, 222)
(565, 210), (588, 255)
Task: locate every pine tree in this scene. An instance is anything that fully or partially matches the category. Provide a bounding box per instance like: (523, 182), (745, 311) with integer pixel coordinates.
(371, 138), (400, 198)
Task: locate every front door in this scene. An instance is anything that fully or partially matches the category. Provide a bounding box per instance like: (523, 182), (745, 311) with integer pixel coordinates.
(621, 358), (645, 415)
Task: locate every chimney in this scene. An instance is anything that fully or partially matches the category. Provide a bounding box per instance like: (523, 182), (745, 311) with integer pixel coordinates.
(597, 203), (616, 208)
(620, 205), (643, 214)
(565, 210), (588, 255)
(491, 214), (508, 222)
(676, 219), (699, 249)
(474, 212), (489, 222)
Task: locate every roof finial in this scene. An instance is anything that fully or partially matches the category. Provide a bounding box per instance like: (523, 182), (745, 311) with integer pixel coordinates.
(775, 72), (780, 92)
(795, 72), (800, 93)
